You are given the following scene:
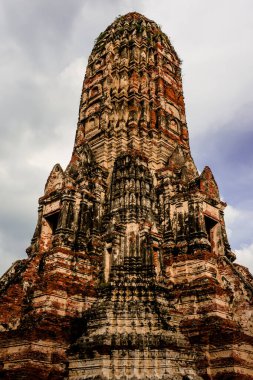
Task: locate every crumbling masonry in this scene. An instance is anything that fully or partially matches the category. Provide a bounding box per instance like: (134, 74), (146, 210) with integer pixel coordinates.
(0, 12), (253, 380)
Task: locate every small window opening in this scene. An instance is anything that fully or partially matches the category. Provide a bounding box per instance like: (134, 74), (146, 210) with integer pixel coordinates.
(204, 216), (217, 250)
(45, 212), (60, 235)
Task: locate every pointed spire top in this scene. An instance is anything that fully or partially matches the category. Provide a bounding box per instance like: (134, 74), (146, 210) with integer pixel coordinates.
(78, 12), (185, 170)
(93, 12), (180, 62)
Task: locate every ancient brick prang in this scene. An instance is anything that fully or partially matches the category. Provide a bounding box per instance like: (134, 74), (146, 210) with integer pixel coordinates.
(0, 12), (253, 380)
(76, 12), (190, 171)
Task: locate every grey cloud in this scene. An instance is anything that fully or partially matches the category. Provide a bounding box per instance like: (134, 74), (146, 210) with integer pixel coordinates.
(190, 106), (253, 204)
(1, 0), (85, 68)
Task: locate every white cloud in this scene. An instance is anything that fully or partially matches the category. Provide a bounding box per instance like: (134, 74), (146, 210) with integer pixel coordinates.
(224, 205), (241, 225)
(224, 204), (253, 273)
(59, 57), (85, 86)
(236, 243), (253, 272)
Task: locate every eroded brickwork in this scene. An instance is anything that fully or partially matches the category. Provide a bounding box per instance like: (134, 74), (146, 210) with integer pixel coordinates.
(0, 12), (252, 380)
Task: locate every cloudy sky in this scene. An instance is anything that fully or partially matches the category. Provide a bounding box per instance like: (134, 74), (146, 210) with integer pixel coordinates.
(0, 0), (253, 276)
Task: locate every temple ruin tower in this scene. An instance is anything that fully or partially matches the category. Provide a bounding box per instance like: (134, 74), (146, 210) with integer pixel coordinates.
(0, 12), (253, 380)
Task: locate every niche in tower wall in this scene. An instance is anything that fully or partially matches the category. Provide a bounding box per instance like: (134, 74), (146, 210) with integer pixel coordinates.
(42, 210), (60, 250)
(204, 215), (217, 252)
(44, 211), (60, 235)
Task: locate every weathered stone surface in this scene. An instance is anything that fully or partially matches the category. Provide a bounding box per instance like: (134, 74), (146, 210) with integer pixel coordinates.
(0, 12), (252, 380)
